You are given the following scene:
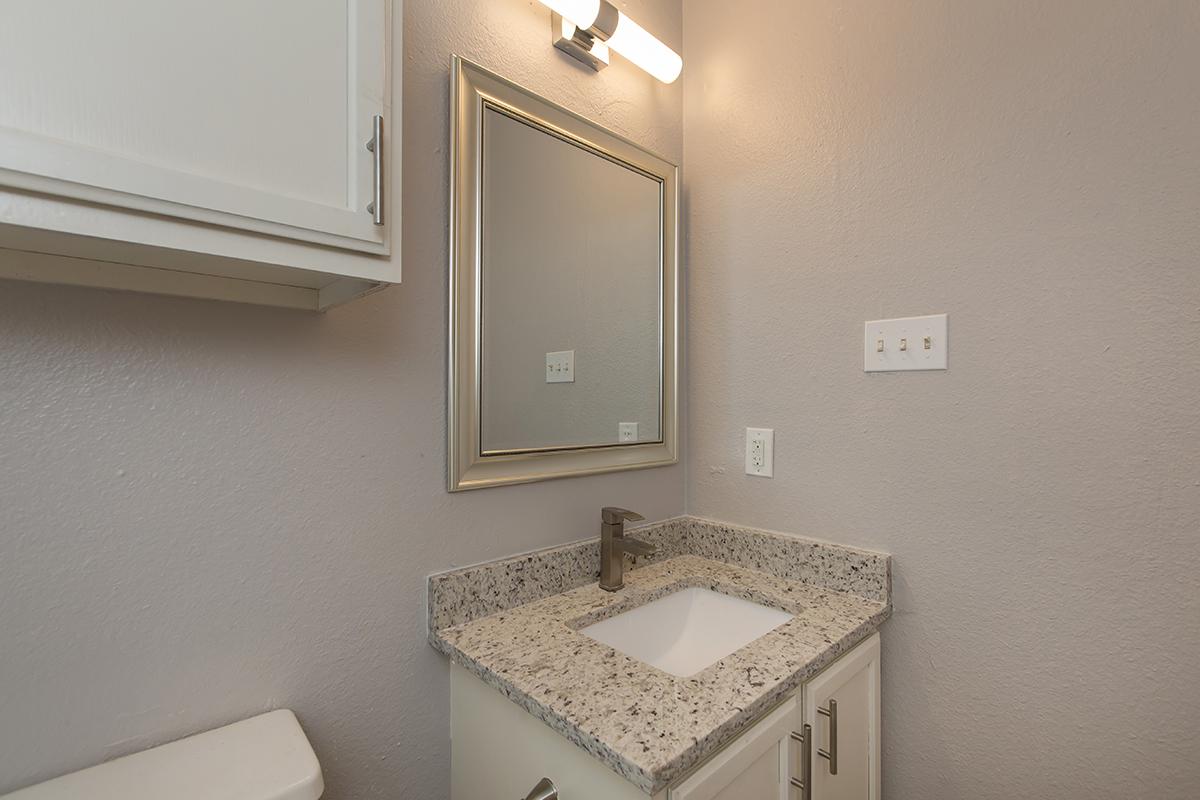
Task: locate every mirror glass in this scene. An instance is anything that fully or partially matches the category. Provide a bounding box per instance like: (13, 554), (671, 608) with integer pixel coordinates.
(479, 106), (663, 453)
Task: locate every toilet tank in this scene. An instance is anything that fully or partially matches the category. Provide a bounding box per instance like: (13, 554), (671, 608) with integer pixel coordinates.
(2, 710), (323, 800)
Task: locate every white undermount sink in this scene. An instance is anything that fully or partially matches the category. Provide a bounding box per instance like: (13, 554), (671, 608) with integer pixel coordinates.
(578, 587), (795, 677)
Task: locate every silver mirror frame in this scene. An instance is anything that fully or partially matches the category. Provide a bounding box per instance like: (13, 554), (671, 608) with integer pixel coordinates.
(448, 56), (679, 491)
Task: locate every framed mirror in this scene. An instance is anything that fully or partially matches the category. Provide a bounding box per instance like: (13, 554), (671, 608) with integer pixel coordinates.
(448, 57), (678, 491)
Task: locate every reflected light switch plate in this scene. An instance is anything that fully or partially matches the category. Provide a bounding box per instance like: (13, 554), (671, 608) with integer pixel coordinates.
(864, 314), (948, 372)
(619, 422), (638, 442)
(546, 350), (575, 383)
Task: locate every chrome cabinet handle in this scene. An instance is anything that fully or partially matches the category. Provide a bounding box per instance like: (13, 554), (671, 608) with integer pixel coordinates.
(818, 698), (838, 775)
(521, 777), (557, 800)
(789, 724), (812, 800)
(366, 114), (384, 225)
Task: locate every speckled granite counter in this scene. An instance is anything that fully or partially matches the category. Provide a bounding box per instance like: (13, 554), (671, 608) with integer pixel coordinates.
(429, 517), (890, 795)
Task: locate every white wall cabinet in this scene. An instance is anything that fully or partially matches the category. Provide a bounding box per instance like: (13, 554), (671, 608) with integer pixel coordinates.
(451, 633), (882, 800)
(0, 0), (398, 310)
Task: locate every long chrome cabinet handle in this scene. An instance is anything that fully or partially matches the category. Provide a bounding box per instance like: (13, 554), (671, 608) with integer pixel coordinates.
(789, 723), (812, 800)
(818, 698), (838, 775)
(366, 114), (384, 225)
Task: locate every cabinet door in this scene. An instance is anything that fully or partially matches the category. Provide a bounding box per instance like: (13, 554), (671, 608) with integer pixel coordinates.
(670, 697), (796, 800)
(0, 0), (390, 253)
(802, 633), (881, 800)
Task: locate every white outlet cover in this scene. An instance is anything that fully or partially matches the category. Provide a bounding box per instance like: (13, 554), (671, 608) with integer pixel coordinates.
(864, 314), (948, 372)
(619, 422), (638, 442)
(546, 350), (575, 383)
(745, 428), (774, 478)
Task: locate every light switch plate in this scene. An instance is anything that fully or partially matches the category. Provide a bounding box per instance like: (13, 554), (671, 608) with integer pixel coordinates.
(864, 314), (948, 372)
(619, 422), (638, 442)
(546, 350), (575, 383)
(745, 428), (774, 478)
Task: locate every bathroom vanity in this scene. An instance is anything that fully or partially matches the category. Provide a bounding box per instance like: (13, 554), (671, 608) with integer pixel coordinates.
(429, 517), (889, 800)
(432, 60), (888, 800)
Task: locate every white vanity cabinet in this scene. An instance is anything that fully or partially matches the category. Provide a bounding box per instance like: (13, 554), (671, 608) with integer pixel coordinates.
(450, 633), (882, 800)
(0, 0), (398, 310)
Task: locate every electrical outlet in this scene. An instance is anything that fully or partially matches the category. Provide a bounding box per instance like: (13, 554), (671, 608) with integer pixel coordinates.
(619, 422), (638, 442)
(745, 428), (774, 477)
(546, 350), (575, 383)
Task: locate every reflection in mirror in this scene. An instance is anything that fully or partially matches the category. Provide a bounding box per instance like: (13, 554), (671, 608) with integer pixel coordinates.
(449, 58), (677, 491)
(480, 106), (662, 453)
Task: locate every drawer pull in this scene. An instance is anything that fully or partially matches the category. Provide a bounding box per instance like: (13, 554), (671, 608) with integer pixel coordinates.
(789, 724), (812, 800)
(818, 698), (838, 775)
(365, 114), (384, 225)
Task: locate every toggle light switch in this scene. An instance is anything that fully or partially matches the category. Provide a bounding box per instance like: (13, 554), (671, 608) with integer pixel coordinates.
(864, 314), (948, 372)
(546, 350), (575, 383)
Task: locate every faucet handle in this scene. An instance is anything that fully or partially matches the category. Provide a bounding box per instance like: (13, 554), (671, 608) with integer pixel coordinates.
(601, 507), (645, 524)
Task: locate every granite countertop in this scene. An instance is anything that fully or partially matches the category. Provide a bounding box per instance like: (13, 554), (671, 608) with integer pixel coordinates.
(430, 552), (889, 794)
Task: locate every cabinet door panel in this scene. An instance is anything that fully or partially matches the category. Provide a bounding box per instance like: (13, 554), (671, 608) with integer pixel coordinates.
(670, 698), (795, 800)
(710, 746), (785, 800)
(0, 0), (388, 251)
(803, 634), (881, 800)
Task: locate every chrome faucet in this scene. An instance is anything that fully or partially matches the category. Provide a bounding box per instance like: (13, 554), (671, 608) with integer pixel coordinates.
(599, 507), (656, 591)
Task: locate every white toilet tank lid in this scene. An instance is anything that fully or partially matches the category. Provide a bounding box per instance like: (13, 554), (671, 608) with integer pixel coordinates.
(2, 710), (323, 800)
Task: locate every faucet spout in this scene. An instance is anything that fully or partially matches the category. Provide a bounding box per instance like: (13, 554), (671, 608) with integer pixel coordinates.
(599, 507), (652, 592)
(602, 507), (645, 525)
(620, 538), (657, 558)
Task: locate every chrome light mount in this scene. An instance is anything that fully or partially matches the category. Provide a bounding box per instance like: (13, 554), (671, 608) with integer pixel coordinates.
(551, 2), (619, 72)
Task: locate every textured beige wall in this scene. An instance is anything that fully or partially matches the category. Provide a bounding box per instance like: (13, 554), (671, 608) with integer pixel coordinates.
(0, 1), (683, 797)
(684, 1), (1200, 798)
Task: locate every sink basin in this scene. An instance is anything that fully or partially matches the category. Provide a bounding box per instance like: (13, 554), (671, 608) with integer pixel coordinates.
(578, 587), (794, 677)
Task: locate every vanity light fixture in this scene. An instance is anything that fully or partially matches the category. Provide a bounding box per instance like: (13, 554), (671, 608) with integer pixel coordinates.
(538, 0), (683, 84)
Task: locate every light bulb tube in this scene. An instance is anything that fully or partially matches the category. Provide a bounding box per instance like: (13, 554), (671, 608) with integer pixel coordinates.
(604, 11), (682, 83)
(537, 0), (600, 29)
